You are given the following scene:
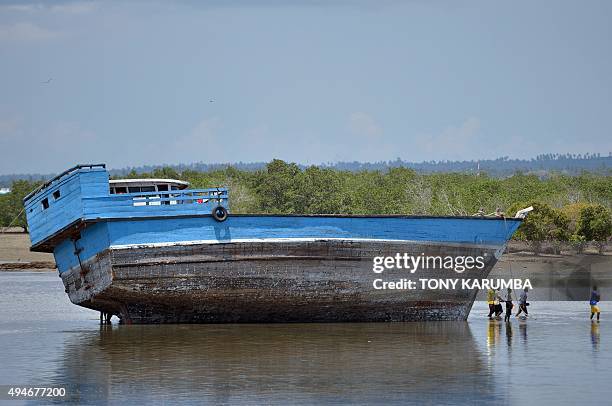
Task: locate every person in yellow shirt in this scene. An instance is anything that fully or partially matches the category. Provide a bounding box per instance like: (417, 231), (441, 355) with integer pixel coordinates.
(487, 288), (495, 318)
(493, 289), (503, 318)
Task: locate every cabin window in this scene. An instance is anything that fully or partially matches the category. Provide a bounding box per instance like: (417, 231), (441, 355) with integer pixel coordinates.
(141, 186), (155, 192)
(157, 184), (169, 204)
(41, 198), (49, 210)
(128, 186), (141, 193)
(171, 186), (179, 191)
(114, 187), (127, 194)
(53, 190), (61, 200)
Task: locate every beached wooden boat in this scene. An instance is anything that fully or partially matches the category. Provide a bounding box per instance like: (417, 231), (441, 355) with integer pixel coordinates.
(24, 164), (524, 323)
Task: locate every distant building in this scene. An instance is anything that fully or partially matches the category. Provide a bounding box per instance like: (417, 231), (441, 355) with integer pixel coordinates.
(0, 188), (10, 195)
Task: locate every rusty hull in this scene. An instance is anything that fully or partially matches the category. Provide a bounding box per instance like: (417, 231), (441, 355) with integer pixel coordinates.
(60, 240), (501, 323)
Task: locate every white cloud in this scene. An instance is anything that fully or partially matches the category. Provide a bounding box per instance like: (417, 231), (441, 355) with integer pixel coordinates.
(348, 112), (383, 138)
(49, 122), (97, 144)
(0, 115), (22, 139)
(186, 117), (221, 145)
(0, 22), (61, 42)
(244, 124), (270, 141)
(0, 2), (98, 14)
(437, 116), (481, 145)
(413, 117), (482, 160)
(0, 4), (44, 12)
(50, 2), (99, 14)
(410, 117), (612, 162)
(0, 119), (100, 173)
(164, 117), (223, 161)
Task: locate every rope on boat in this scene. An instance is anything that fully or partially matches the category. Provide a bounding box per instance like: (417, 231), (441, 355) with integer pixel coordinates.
(0, 207), (25, 234)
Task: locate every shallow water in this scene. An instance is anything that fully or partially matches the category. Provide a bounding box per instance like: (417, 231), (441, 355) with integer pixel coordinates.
(0, 272), (610, 405)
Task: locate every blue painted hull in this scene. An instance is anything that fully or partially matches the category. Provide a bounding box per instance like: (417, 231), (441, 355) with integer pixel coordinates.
(52, 214), (520, 274)
(51, 215), (520, 323)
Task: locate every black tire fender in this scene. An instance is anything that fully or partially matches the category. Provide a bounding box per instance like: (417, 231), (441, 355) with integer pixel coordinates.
(212, 206), (228, 222)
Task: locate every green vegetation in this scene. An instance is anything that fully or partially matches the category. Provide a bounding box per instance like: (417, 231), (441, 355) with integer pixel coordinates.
(577, 204), (612, 253)
(1, 160), (611, 251)
(508, 202), (571, 254)
(0, 180), (41, 232)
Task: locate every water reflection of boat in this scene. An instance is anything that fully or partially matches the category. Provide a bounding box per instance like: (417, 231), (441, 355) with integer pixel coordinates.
(54, 322), (498, 404)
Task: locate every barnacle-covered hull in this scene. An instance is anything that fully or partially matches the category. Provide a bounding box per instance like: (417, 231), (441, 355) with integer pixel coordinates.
(61, 238), (504, 324)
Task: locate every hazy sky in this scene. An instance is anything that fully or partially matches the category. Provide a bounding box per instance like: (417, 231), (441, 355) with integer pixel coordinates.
(1, 0), (611, 174)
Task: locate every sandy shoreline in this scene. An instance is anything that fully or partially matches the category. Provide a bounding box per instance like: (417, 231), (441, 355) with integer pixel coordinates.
(0, 231), (55, 271)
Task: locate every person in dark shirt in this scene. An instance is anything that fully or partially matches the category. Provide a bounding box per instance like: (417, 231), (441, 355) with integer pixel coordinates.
(590, 286), (601, 321)
(504, 288), (514, 322)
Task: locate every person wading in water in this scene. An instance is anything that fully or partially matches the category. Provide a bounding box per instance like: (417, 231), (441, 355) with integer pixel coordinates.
(590, 285), (601, 322)
(487, 288), (496, 318)
(504, 288), (514, 322)
(515, 287), (529, 318)
(494, 289), (503, 318)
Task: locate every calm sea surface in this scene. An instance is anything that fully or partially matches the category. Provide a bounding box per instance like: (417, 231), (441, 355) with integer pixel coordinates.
(0, 272), (610, 405)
